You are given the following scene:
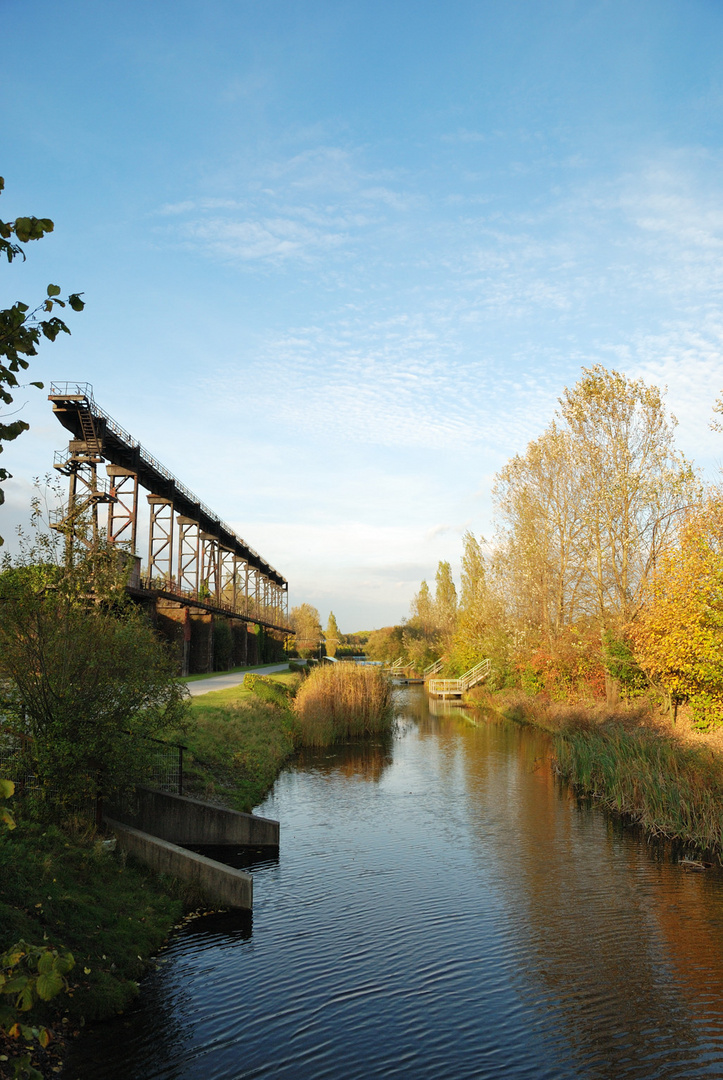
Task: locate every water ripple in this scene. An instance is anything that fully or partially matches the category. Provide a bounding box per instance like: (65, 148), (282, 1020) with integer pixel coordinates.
(67, 691), (723, 1080)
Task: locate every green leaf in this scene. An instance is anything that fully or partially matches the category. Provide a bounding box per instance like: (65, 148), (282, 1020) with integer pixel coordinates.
(68, 293), (85, 312)
(54, 953), (74, 976)
(0, 779), (14, 798)
(46, 284), (61, 297)
(18, 981), (34, 1012)
(35, 971), (63, 1001)
(36, 952), (54, 976)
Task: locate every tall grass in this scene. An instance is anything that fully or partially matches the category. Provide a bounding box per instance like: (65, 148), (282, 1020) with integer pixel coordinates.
(293, 664), (393, 747)
(554, 725), (723, 855)
(478, 689), (723, 856)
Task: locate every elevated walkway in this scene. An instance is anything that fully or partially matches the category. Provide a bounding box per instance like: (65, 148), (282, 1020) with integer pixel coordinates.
(428, 659), (491, 699)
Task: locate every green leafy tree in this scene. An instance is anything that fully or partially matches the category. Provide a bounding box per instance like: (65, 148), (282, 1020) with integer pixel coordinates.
(0, 178), (84, 544)
(0, 783), (75, 1080)
(0, 538), (188, 811)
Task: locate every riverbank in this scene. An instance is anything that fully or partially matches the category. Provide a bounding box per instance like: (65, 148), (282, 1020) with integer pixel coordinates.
(177, 669), (302, 811)
(0, 670), (301, 1076)
(472, 689), (723, 859)
(0, 816), (192, 1075)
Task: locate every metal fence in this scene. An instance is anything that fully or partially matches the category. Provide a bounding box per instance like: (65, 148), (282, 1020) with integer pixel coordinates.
(0, 725), (36, 793)
(140, 734), (185, 795)
(0, 726), (186, 802)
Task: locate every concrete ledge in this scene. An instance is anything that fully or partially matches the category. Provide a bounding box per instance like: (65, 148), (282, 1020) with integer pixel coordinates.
(105, 818), (253, 910)
(111, 787), (279, 847)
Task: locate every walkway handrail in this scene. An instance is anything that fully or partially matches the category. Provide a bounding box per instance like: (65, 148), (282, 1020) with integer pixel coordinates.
(423, 658), (444, 678)
(428, 658), (491, 698)
(460, 658), (491, 691)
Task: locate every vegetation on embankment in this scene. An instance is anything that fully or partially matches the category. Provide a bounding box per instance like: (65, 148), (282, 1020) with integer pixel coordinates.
(180, 665), (395, 800)
(0, 816), (190, 1049)
(177, 671), (302, 812)
(292, 664), (393, 747)
(477, 690), (723, 858)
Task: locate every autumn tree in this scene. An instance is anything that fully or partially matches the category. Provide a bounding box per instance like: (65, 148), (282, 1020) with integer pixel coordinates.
(364, 624), (404, 662)
(494, 366), (697, 645)
(447, 532), (511, 680)
(632, 496), (723, 728)
(325, 611), (341, 657)
(494, 424), (587, 637)
(0, 177), (84, 543)
(434, 561), (457, 639)
(558, 365), (697, 626)
(289, 603), (323, 658)
(410, 579), (435, 634)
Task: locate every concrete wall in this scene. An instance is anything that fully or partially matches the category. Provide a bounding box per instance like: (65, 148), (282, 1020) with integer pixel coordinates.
(105, 819), (253, 909)
(111, 787), (280, 847)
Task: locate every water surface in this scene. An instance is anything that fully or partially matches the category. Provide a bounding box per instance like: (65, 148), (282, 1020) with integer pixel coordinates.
(67, 689), (723, 1079)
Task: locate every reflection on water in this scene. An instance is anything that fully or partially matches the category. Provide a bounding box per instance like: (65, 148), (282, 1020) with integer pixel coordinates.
(67, 688), (723, 1079)
(184, 845), (279, 872)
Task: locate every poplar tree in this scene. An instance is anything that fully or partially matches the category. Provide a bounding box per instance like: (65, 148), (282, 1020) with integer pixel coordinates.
(325, 611), (341, 657)
(290, 603), (323, 657)
(434, 561), (458, 638)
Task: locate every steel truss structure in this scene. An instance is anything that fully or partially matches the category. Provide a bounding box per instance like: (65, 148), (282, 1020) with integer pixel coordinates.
(48, 383), (290, 633)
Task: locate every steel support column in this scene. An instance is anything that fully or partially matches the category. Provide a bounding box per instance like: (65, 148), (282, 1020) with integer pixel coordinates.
(106, 466), (138, 550)
(219, 548), (236, 607)
(177, 516), (200, 594)
(200, 532), (218, 600)
(147, 496), (174, 586)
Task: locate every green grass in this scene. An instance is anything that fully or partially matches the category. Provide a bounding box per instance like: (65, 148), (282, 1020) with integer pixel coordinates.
(0, 817), (189, 1028)
(177, 672), (302, 810)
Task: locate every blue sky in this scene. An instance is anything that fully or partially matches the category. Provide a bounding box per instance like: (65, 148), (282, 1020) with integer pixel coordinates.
(3, 0), (723, 630)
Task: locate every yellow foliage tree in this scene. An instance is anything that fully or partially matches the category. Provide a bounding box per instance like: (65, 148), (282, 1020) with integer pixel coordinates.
(632, 497), (723, 728)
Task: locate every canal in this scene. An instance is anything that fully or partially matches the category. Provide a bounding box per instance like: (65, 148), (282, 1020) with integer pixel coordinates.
(67, 687), (723, 1078)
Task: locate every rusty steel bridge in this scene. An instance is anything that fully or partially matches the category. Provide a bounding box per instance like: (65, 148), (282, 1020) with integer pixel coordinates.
(48, 383), (291, 638)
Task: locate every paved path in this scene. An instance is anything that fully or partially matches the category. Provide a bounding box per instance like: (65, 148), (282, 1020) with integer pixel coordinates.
(183, 663), (294, 697)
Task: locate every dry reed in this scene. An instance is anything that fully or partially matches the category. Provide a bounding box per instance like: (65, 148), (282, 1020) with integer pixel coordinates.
(293, 664), (393, 747)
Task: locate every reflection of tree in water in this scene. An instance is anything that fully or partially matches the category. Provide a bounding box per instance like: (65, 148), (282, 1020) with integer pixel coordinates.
(295, 730), (394, 783)
(65, 911), (253, 1080)
(458, 714), (723, 1078)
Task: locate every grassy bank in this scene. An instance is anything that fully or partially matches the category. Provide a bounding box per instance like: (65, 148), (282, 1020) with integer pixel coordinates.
(1, 670), (301, 1073)
(0, 816), (194, 1074)
(177, 670), (301, 811)
(476, 690), (723, 858)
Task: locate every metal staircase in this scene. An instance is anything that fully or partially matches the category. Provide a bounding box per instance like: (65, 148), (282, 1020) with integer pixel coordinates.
(423, 658), (443, 678)
(428, 659), (491, 698)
